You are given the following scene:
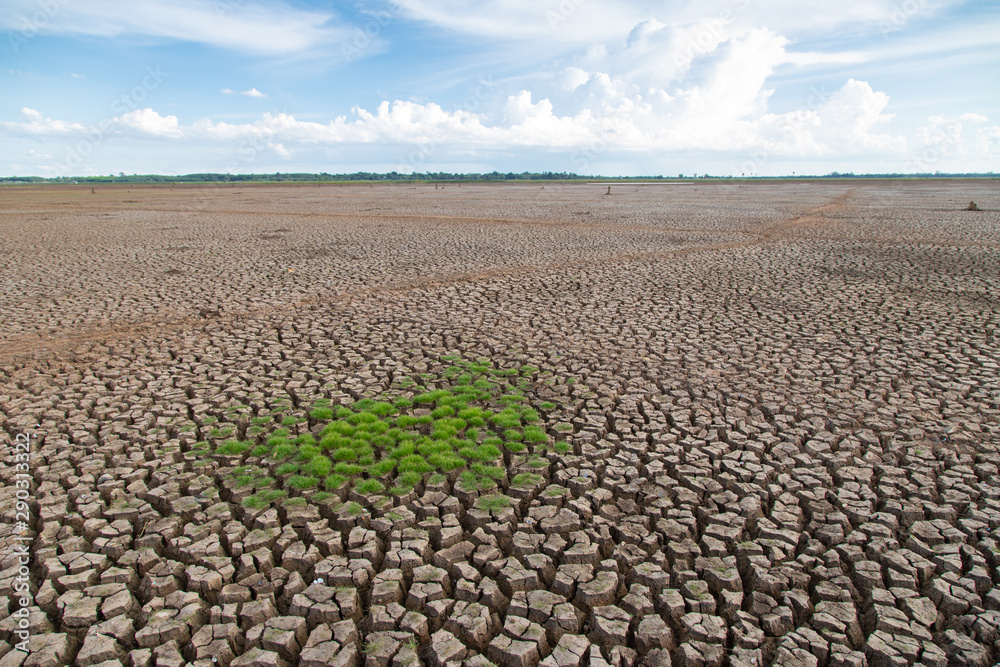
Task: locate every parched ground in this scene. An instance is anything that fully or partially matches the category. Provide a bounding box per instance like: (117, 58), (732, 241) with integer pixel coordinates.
(1, 180), (999, 667)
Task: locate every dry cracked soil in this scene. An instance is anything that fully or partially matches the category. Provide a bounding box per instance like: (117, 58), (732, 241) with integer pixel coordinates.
(1, 179), (999, 667)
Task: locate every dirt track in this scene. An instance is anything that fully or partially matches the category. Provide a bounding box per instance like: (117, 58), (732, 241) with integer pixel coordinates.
(1, 180), (999, 667)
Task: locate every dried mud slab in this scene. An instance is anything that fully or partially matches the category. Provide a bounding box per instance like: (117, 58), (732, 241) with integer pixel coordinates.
(1, 180), (999, 667)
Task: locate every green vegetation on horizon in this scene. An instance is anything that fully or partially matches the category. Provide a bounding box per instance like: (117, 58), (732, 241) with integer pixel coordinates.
(3, 171), (996, 184)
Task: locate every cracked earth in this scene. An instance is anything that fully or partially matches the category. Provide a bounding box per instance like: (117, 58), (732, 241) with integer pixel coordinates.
(1, 180), (999, 667)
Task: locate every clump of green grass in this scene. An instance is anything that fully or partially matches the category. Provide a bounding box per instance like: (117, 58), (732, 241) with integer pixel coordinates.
(491, 409), (522, 429)
(398, 454), (432, 474)
(471, 443), (501, 462)
(522, 426), (548, 444)
(288, 475), (319, 490)
(431, 405), (455, 419)
(243, 489), (287, 509)
(396, 470), (423, 488)
(369, 459), (396, 477)
(334, 462), (364, 476)
(302, 455), (332, 478)
(512, 472), (544, 487)
(276, 462), (299, 476)
(458, 470), (497, 493)
(217, 439), (251, 456)
(297, 444), (322, 461)
(324, 474), (347, 491)
(414, 389), (452, 404)
(428, 452), (465, 471)
(272, 443), (296, 460)
(478, 494), (512, 512)
(355, 478), (385, 495)
(310, 406), (335, 420)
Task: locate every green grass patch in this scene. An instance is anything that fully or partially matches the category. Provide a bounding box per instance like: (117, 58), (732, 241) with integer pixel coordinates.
(354, 478), (385, 495)
(478, 494), (512, 512)
(428, 452), (465, 471)
(512, 472), (544, 487)
(396, 470), (423, 488)
(302, 455), (332, 478)
(272, 443), (297, 460)
(414, 389), (452, 404)
(491, 409), (522, 428)
(276, 462), (299, 476)
(323, 474), (347, 491)
(217, 439), (251, 456)
(522, 426), (548, 443)
(369, 459), (396, 477)
(297, 444), (322, 461)
(431, 405), (455, 419)
(334, 462), (364, 476)
(288, 475), (319, 490)
(398, 454), (432, 474)
(310, 407), (335, 420)
(242, 488), (287, 509)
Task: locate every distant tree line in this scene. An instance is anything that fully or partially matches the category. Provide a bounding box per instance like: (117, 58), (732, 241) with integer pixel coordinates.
(0, 171), (996, 184)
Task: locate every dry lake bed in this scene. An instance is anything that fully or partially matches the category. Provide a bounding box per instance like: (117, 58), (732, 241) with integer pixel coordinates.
(1, 180), (999, 667)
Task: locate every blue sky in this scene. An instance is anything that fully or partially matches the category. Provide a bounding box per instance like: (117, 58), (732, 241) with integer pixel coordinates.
(1, 0), (998, 176)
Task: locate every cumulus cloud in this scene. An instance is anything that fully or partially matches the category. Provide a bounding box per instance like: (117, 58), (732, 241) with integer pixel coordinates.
(0, 107), (89, 136)
(222, 88), (268, 97)
(115, 109), (183, 138)
(0, 76), (910, 165)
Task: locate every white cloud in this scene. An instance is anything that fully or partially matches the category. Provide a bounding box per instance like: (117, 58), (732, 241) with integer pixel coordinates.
(0, 76), (912, 167)
(391, 0), (964, 46)
(0, 107), (89, 136)
(929, 113), (989, 124)
(222, 87), (268, 97)
(0, 0), (349, 56)
(115, 109), (183, 138)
